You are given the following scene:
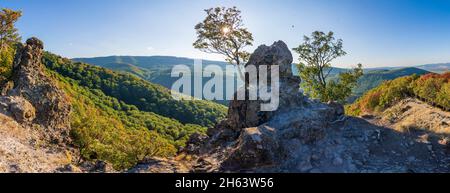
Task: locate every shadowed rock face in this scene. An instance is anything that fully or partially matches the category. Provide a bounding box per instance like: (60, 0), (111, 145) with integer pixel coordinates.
(191, 41), (346, 171)
(212, 41), (307, 139)
(2, 37), (71, 145)
(182, 41), (450, 173)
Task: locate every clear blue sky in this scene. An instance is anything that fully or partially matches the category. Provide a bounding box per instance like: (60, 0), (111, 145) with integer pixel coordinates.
(2, 0), (450, 68)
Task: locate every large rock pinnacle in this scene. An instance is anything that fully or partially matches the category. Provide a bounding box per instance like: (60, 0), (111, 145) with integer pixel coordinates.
(4, 37), (72, 144)
(246, 40), (294, 77)
(190, 40), (347, 172)
(209, 41), (305, 139)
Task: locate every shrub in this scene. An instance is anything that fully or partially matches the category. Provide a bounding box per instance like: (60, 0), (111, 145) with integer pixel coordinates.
(50, 71), (198, 170)
(0, 46), (14, 85)
(346, 72), (449, 116)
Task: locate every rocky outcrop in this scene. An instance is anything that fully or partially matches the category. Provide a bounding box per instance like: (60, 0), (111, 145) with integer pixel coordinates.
(191, 41), (345, 171)
(0, 37), (73, 172)
(187, 41), (450, 173)
(209, 41), (308, 141)
(1, 37), (72, 145)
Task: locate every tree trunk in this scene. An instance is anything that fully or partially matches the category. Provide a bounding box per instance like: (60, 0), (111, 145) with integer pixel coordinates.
(236, 65), (246, 82)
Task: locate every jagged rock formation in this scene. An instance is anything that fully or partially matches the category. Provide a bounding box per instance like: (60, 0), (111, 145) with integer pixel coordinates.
(0, 38), (74, 172)
(180, 41), (450, 173)
(2, 37), (71, 144)
(209, 41), (310, 141)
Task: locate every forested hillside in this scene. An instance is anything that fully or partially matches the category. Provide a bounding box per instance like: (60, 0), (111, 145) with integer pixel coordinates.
(346, 72), (450, 116)
(353, 67), (430, 96)
(76, 56), (447, 106)
(52, 71), (184, 169)
(73, 56), (239, 105)
(73, 56), (229, 72)
(44, 53), (227, 128)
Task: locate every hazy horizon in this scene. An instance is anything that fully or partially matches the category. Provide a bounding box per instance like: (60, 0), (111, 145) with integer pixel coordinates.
(2, 0), (450, 68)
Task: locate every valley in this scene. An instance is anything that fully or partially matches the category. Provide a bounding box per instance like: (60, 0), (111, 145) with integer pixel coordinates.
(0, 1), (449, 175)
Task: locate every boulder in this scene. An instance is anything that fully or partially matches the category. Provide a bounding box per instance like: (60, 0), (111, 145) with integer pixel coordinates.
(93, 161), (115, 173)
(0, 96), (35, 123)
(327, 101), (345, 117)
(184, 132), (209, 154)
(8, 96), (35, 123)
(221, 125), (280, 170)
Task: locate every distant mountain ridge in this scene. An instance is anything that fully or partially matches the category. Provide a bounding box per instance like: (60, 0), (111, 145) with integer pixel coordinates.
(353, 67), (430, 96)
(73, 55), (450, 75)
(73, 56), (240, 105)
(73, 56), (230, 70)
(416, 63), (450, 73)
(73, 56), (449, 104)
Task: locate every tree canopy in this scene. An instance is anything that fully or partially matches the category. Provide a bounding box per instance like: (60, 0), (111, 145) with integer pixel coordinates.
(43, 52), (227, 128)
(293, 31), (363, 103)
(194, 6), (253, 79)
(0, 8), (22, 85)
(0, 8), (21, 50)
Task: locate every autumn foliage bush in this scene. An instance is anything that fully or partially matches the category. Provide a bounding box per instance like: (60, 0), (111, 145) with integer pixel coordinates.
(346, 72), (450, 116)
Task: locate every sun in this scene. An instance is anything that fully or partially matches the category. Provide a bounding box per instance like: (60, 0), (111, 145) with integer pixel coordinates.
(222, 26), (231, 35)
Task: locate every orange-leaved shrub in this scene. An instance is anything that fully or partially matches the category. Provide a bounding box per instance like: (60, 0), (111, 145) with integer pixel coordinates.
(346, 72), (450, 116)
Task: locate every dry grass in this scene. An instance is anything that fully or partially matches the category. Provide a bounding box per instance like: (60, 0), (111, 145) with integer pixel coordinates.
(396, 120), (421, 133)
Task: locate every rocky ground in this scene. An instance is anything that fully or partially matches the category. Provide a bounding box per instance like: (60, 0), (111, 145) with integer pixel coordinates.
(0, 113), (70, 172)
(134, 41), (450, 173)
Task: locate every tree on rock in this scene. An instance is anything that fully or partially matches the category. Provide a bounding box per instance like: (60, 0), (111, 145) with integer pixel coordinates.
(293, 31), (363, 103)
(193, 6), (253, 80)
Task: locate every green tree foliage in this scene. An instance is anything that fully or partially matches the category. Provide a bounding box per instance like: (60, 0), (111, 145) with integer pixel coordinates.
(437, 82), (450, 110)
(347, 72), (450, 116)
(353, 67), (429, 97)
(293, 31), (363, 103)
(0, 8), (22, 85)
(48, 68), (206, 169)
(194, 6), (253, 79)
(0, 45), (14, 84)
(412, 73), (450, 109)
(0, 8), (21, 50)
(43, 52), (227, 127)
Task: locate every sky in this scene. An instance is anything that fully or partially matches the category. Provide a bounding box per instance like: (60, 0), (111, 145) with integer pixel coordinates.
(1, 0), (450, 68)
